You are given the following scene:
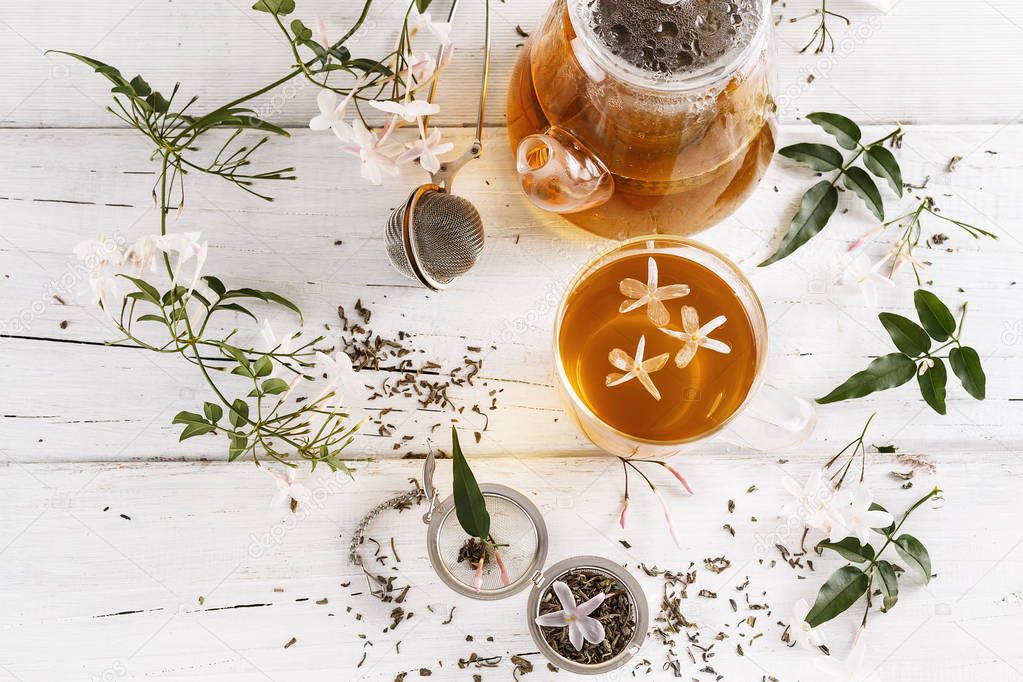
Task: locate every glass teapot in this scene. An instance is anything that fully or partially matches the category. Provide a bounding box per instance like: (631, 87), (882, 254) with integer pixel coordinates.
(507, 0), (777, 239)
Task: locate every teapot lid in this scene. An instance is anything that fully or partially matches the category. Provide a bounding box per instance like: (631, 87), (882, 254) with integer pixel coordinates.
(571, 0), (771, 91)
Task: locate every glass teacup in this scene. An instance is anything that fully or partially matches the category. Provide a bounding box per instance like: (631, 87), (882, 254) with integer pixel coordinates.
(554, 235), (815, 457)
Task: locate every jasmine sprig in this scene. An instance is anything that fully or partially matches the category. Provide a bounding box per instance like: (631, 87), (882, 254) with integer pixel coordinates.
(877, 197), (997, 284)
(451, 428), (510, 591)
(761, 112), (903, 266)
(818, 289), (987, 414)
(793, 0), (851, 55)
(805, 486), (941, 628)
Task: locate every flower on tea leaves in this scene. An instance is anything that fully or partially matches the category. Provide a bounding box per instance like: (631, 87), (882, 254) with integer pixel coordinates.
(815, 629), (880, 682)
(843, 484), (894, 545)
(369, 98), (440, 123)
(339, 119), (400, 185)
(606, 335), (670, 401)
(534, 580), (607, 651)
(399, 127), (455, 174)
(259, 463), (311, 511)
(790, 598), (826, 650)
(619, 257), (690, 327)
(658, 306), (730, 369)
(780, 469), (851, 542)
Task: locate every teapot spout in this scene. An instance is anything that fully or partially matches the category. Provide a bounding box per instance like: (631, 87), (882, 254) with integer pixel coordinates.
(515, 127), (613, 214)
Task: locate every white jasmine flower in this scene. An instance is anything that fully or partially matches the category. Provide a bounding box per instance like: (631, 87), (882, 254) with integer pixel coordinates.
(780, 469), (851, 542)
(844, 485), (894, 545)
(260, 464), (311, 511)
(74, 235), (124, 270)
(790, 598), (826, 650)
(399, 127), (454, 173)
(606, 335), (670, 401)
(339, 119), (400, 185)
(406, 52), (436, 84)
(816, 630), (880, 681)
(838, 251), (894, 308)
(918, 357), (935, 375)
(369, 98), (440, 123)
(124, 234), (162, 274)
(658, 306), (730, 368)
(413, 11), (452, 45)
(85, 272), (123, 323)
(534, 580), (607, 651)
(618, 257), (690, 327)
(310, 89), (345, 131)
(313, 349), (365, 406)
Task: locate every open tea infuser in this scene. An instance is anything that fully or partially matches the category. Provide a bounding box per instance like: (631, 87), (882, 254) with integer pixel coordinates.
(385, 0), (492, 291)
(349, 450), (649, 675)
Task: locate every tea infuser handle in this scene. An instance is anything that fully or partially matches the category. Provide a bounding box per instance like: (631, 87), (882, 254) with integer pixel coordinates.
(515, 126), (614, 214)
(718, 382), (817, 451)
(422, 447), (438, 524)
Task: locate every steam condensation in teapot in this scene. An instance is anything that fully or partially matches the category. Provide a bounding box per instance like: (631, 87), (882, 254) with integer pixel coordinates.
(580, 0), (765, 78)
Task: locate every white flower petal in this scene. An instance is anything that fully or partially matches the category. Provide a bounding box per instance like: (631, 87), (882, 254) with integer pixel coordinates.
(534, 610), (570, 627)
(575, 614), (605, 644)
(552, 580), (577, 611)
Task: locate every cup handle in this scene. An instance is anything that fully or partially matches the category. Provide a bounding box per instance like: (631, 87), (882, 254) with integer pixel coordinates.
(515, 126), (614, 214)
(718, 383), (817, 451)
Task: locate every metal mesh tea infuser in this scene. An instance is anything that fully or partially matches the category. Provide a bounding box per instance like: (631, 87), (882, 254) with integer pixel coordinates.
(385, 0), (492, 290)
(347, 449), (649, 673)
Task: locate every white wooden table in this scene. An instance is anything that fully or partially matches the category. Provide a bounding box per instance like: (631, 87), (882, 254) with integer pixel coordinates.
(2, 1), (1022, 680)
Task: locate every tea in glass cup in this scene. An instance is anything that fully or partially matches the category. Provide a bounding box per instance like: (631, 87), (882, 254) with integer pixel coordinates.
(508, 0), (777, 239)
(554, 236), (814, 457)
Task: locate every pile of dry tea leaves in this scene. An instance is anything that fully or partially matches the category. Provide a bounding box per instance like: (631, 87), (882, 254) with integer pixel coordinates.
(333, 300), (501, 457)
(537, 569), (637, 666)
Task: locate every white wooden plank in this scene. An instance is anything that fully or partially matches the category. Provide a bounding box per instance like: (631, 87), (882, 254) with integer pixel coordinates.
(1, 124), (1021, 462)
(3, 0), (1023, 128)
(0, 457), (1020, 681)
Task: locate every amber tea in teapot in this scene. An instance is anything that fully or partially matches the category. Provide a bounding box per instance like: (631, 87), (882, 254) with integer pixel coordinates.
(508, 0), (777, 239)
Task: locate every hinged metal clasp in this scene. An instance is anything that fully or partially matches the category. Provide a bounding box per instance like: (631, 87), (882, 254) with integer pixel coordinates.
(530, 570), (544, 587)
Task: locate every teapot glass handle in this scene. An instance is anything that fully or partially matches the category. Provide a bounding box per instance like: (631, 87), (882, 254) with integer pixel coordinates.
(515, 126), (614, 214)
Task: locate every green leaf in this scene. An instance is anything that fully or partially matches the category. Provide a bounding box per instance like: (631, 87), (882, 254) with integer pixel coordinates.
(759, 181), (838, 266)
(864, 145), (903, 197)
(203, 275), (227, 297)
(252, 0), (295, 14)
(894, 534), (932, 583)
(262, 291), (303, 323)
(949, 346), (986, 400)
(204, 402), (224, 423)
(817, 353), (917, 404)
(228, 433), (248, 462)
(870, 502), (896, 535)
(172, 411), (207, 425)
(842, 166), (884, 220)
(415, 0), (432, 12)
(229, 399), (250, 428)
(47, 51), (130, 89)
(261, 378), (290, 395)
(917, 359), (947, 414)
(451, 427), (490, 540)
(179, 422), (216, 441)
(913, 289), (956, 341)
(290, 19), (312, 40)
(876, 560), (899, 612)
(252, 355), (273, 378)
(220, 343), (251, 369)
(807, 112), (862, 150)
(806, 565), (870, 627)
(778, 143), (844, 171)
(818, 537), (875, 563)
(119, 275), (161, 305)
(129, 75), (151, 97)
(136, 314), (166, 324)
(878, 313), (931, 356)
